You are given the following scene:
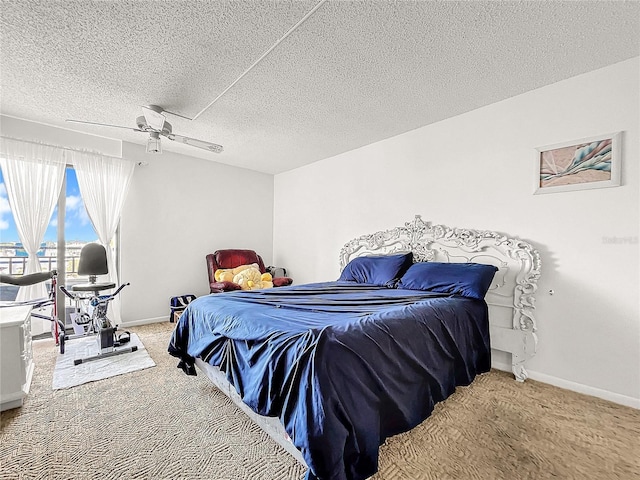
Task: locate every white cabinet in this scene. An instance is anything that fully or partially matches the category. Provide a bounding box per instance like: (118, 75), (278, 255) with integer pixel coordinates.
(0, 305), (34, 412)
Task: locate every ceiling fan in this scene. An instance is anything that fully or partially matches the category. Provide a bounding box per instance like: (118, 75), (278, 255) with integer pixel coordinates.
(66, 105), (223, 154)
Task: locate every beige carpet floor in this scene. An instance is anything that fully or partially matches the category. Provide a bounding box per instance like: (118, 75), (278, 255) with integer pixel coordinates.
(1, 321), (638, 480)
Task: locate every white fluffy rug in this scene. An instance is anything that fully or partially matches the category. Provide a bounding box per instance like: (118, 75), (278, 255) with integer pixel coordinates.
(52, 332), (155, 389)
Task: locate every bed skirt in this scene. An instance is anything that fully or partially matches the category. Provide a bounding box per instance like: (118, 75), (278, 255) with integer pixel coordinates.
(194, 357), (308, 467)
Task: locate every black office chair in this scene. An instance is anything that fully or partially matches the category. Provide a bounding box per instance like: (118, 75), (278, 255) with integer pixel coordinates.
(72, 243), (116, 295)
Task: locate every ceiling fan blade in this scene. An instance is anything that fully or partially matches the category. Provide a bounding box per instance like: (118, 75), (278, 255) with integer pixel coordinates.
(163, 133), (224, 153)
(66, 119), (143, 132)
(141, 106), (166, 131)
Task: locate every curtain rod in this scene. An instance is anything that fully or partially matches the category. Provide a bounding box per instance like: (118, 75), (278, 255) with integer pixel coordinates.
(0, 135), (122, 158)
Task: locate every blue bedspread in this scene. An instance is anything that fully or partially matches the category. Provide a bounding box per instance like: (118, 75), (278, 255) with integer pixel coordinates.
(168, 282), (490, 480)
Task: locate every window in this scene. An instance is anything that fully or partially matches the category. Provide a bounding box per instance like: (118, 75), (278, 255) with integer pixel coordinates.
(0, 167), (98, 298)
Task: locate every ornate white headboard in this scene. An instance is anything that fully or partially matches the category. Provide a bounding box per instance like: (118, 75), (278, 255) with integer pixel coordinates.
(339, 215), (541, 382)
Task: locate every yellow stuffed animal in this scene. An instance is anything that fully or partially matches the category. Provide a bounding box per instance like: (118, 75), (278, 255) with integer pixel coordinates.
(233, 267), (273, 290)
(215, 264), (273, 290)
(214, 263), (257, 282)
(214, 269), (234, 283)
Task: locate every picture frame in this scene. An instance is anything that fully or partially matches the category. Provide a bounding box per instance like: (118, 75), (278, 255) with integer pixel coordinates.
(534, 132), (622, 194)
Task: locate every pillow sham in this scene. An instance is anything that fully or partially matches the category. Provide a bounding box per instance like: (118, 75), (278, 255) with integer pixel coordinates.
(397, 262), (498, 300)
(338, 252), (413, 287)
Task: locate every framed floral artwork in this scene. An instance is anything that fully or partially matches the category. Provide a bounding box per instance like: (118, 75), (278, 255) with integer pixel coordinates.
(534, 132), (621, 194)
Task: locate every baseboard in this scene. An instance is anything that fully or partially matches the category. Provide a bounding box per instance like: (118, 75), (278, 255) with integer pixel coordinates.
(121, 316), (168, 327)
(492, 361), (640, 409)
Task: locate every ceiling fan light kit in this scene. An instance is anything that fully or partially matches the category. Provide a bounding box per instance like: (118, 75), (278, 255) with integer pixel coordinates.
(146, 131), (162, 154)
(66, 105), (223, 155)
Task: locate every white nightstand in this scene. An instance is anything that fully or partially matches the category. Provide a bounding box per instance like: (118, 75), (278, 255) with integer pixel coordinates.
(0, 305), (34, 412)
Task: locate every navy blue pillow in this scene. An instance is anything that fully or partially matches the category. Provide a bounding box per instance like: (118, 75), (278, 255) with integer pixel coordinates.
(397, 262), (498, 300)
(339, 253), (413, 287)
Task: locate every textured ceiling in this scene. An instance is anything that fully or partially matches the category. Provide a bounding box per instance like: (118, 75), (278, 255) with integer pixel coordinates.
(1, 0), (638, 174)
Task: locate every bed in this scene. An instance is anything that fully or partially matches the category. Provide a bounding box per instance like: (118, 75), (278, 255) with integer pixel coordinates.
(168, 215), (541, 480)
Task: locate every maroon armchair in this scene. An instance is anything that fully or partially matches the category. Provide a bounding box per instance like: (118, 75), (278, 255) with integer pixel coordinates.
(206, 249), (293, 293)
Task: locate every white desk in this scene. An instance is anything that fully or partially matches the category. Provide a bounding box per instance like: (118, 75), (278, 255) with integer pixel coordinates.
(0, 305), (34, 412)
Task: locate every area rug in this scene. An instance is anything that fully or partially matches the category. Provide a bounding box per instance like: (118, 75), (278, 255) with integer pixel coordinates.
(51, 333), (155, 389)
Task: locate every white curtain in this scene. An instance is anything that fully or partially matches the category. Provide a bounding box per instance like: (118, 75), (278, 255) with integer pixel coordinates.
(69, 152), (135, 324)
(0, 138), (66, 333)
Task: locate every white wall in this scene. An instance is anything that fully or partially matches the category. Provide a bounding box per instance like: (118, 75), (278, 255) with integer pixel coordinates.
(273, 58), (640, 406)
(119, 143), (274, 324)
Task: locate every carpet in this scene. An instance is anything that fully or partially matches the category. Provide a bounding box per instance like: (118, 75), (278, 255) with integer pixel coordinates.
(51, 332), (155, 389)
(1, 322), (638, 480)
